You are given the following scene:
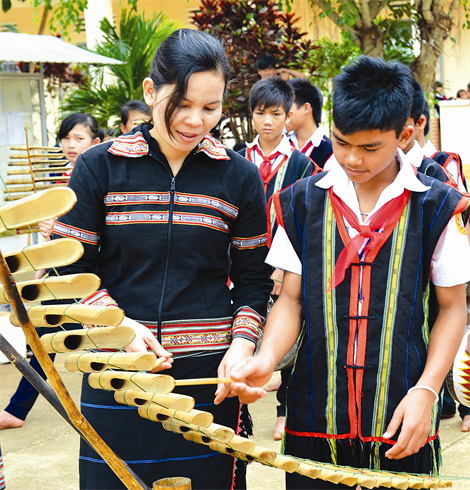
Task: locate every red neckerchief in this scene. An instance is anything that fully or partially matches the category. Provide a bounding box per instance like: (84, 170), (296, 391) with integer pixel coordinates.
(248, 146), (289, 191)
(328, 187), (411, 291)
(289, 137), (313, 155)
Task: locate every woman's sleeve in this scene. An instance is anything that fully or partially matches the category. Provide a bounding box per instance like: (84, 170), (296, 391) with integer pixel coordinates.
(52, 152), (107, 277)
(230, 171), (273, 344)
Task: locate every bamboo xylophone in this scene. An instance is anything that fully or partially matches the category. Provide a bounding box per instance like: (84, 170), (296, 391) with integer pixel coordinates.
(0, 186), (455, 490)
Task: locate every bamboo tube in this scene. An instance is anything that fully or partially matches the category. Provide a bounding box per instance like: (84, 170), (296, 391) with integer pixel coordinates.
(10, 153), (66, 159)
(174, 377), (233, 386)
(115, 390), (194, 412)
(390, 478), (410, 490)
(197, 423), (235, 443)
(10, 145), (64, 151)
(139, 404), (213, 428)
(224, 434), (255, 453)
(296, 463), (321, 480)
(8, 166), (71, 175)
(6, 176), (70, 185)
(153, 477), (191, 490)
(0, 273), (101, 304)
(4, 238), (83, 274)
(12, 304), (124, 328)
(3, 183), (64, 194)
(208, 441), (233, 456)
(0, 187), (75, 231)
(353, 475), (377, 489)
(41, 326), (134, 353)
(0, 249), (149, 490)
(244, 445), (276, 464)
(162, 421), (192, 435)
(270, 454), (300, 473)
(183, 431), (213, 445)
(8, 160), (67, 166)
(317, 468), (343, 484)
(65, 352), (157, 373)
(89, 370), (175, 394)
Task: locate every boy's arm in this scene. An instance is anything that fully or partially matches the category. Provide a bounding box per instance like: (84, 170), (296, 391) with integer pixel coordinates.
(384, 283), (467, 460)
(227, 271), (303, 404)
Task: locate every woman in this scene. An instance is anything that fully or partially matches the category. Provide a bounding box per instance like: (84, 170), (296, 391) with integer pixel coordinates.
(54, 29), (272, 489)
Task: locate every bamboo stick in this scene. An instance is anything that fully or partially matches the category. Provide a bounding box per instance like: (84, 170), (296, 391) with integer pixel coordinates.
(3, 183), (65, 194)
(0, 187), (76, 231)
(65, 352), (157, 373)
(10, 153), (67, 159)
(4, 238), (84, 274)
(115, 391), (195, 412)
(6, 176), (70, 185)
(41, 326), (133, 353)
(174, 377), (233, 386)
(12, 304), (124, 328)
(88, 370), (175, 394)
(139, 404), (213, 428)
(0, 248), (149, 490)
(8, 166), (71, 175)
(0, 273), (101, 304)
(10, 146), (64, 151)
(8, 160), (67, 166)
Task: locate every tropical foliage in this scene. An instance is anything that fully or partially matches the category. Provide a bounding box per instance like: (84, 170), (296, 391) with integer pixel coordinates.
(62, 9), (176, 130)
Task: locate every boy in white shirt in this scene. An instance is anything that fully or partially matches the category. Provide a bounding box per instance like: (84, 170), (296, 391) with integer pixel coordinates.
(224, 56), (470, 486)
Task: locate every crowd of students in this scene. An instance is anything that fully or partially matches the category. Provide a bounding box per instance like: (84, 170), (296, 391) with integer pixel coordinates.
(1, 29), (469, 490)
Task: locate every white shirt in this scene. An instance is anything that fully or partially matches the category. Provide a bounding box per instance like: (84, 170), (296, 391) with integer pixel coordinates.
(245, 134), (293, 169)
(289, 125), (325, 158)
(422, 140), (437, 158)
(267, 153), (470, 287)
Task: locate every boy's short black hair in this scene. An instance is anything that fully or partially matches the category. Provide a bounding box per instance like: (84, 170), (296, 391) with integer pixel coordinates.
(120, 100), (151, 126)
(288, 78), (323, 125)
(410, 79), (426, 124)
(332, 56), (414, 138)
(423, 100), (430, 135)
(256, 54), (276, 71)
(249, 76), (294, 114)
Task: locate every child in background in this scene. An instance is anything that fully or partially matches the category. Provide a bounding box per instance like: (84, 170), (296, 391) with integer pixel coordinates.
(287, 78), (333, 169)
(225, 56), (469, 486)
(120, 99), (151, 135)
(0, 113), (100, 431)
(239, 75), (314, 440)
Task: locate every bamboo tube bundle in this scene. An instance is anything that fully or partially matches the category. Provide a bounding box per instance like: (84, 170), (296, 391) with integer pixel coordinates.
(65, 352), (157, 374)
(11, 304), (124, 329)
(138, 404), (214, 428)
(40, 326), (132, 354)
(88, 370), (176, 394)
(4, 238), (83, 274)
(0, 273), (101, 304)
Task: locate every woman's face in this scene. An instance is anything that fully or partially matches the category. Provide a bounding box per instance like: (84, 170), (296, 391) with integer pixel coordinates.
(61, 124), (99, 165)
(143, 71), (225, 162)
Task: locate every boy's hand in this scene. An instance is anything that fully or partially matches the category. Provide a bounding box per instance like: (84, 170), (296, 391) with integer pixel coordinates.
(383, 388), (436, 459)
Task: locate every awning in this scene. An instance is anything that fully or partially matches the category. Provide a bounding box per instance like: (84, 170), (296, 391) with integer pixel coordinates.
(0, 32), (122, 64)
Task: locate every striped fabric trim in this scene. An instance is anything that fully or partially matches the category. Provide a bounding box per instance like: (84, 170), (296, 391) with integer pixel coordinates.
(54, 222), (100, 245)
(175, 192), (238, 219)
(371, 200), (411, 439)
(232, 306), (265, 344)
(108, 132), (149, 158)
(268, 159), (290, 228)
(0, 454), (4, 490)
(231, 234), (267, 250)
(144, 317), (233, 354)
(106, 211), (230, 232)
(196, 134), (230, 160)
(323, 193), (339, 463)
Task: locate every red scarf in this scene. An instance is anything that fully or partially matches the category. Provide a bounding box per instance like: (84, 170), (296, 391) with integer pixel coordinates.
(328, 188), (411, 291)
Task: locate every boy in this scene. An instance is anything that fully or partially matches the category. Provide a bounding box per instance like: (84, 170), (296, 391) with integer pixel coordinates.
(287, 78), (333, 169)
(255, 54), (277, 79)
(238, 75), (314, 440)
(226, 56), (469, 485)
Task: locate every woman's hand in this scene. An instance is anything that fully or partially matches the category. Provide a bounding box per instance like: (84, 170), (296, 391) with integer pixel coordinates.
(38, 218), (56, 240)
(214, 338), (264, 404)
(270, 269), (284, 296)
(120, 316), (173, 372)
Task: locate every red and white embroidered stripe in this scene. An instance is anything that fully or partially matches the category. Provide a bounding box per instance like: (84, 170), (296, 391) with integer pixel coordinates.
(196, 134), (230, 160)
(108, 132), (149, 158)
(232, 306), (265, 343)
(54, 222), (100, 245)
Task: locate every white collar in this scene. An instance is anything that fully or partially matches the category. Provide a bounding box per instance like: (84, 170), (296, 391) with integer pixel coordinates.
(246, 134), (292, 157)
(316, 150), (429, 221)
(406, 141), (425, 168)
(290, 125), (325, 150)
(422, 140), (437, 158)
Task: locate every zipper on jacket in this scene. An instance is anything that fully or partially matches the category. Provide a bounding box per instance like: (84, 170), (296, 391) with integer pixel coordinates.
(157, 176), (176, 344)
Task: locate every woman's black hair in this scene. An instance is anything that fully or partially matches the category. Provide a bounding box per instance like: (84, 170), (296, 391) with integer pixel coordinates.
(58, 113), (99, 141)
(333, 56), (414, 138)
(148, 28), (230, 138)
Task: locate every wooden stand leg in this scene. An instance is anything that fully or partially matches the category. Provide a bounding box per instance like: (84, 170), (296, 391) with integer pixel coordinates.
(153, 477), (191, 490)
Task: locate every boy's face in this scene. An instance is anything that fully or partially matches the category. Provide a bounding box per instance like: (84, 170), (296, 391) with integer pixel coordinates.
(332, 124), (411, 188)
(258, 67), (277, 78)
(286, 102), (307, 132)
(252, 105), (287, 144)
